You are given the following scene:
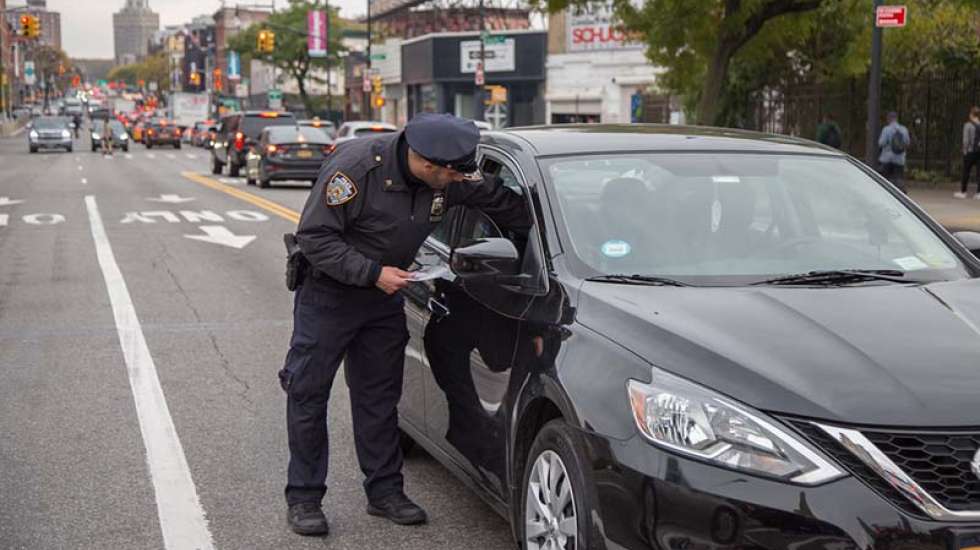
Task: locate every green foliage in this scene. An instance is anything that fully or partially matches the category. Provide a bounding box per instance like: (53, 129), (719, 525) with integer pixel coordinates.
(107, 52), (169, 91)
(878, 0), (980, 79)
(227, 0), (346, 113)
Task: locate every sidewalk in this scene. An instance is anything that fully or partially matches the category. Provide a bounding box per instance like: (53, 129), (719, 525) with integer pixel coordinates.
(0, 117), (26, 137)
(909, 185), (980, 232)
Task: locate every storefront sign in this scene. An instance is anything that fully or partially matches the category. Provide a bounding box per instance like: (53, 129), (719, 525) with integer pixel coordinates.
(567, 5), (639, 51)
(460, 39), (516, 73)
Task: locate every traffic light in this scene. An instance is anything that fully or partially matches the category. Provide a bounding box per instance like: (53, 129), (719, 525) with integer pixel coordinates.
(19, 15), (30, 37)
(257, 30), (276, 53)
(373, 95), (386, 109)
(27, 15), (41, 38)
(213, 68), (223, 92)
(189, 72), (201, 87)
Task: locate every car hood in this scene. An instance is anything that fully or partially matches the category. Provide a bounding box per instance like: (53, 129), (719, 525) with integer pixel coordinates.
(577, 279), (980, 426)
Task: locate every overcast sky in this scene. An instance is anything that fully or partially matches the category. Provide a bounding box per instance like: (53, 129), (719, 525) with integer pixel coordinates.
(33, 0), (364, 59)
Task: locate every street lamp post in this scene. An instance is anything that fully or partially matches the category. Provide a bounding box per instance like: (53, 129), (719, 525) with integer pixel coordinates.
(866, 0), (883, 166)
(473, 0), (486, 122)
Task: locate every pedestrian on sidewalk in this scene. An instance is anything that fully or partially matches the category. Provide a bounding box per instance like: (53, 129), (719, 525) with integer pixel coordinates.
(878, 111), (911, 193)
(816, 112), (843, 149)
(956, 106), (980, 199)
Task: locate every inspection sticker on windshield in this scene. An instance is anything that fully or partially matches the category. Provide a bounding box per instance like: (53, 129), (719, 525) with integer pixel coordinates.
(893, 256), (929, 271)
(601, 240), (632, 258)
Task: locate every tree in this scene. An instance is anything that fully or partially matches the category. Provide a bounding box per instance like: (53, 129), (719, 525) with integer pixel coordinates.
(107, 52), (170, 91)
(227, 0), (347, 115)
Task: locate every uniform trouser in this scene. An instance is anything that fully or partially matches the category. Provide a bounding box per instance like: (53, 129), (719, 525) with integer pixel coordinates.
(962, 152), (980, 193)
(280, 281), (409, 506)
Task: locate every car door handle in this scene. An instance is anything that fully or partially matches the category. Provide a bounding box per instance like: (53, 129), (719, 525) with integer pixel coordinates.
(427, 298), (449, 318)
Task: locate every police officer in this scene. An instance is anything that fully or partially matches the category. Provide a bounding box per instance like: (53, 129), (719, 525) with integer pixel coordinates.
(281, 112), (529, 536)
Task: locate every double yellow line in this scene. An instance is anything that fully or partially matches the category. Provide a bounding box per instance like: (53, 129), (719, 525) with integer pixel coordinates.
(181, 171), (300, 224)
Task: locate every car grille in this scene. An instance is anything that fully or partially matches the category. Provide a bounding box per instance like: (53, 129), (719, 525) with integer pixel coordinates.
(863, 430), (980, 511)
(790, 420), (980, 516)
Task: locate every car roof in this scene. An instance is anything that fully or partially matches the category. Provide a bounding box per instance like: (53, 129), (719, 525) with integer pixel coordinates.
(487, 124), (842, 157)
(341, 121), (396, 129)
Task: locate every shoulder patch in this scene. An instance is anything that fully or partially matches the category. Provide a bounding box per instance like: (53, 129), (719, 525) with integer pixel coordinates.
(325, 171), (358, 206)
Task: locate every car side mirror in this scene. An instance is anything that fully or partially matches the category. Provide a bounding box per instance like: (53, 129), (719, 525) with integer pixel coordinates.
(450, 238), (520, 284)
(953, 231), (980, 258)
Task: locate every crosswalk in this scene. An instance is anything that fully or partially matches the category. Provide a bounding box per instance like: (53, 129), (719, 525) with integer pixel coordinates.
(82, 152), (202, 160)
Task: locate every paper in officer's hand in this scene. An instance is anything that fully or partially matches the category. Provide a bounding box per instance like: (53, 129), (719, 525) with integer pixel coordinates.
(410, 265), (450, 282)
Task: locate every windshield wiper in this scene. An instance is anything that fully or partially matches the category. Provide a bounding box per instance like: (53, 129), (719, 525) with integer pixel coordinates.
(585, 274), (691, 287)
(751, 269), (913, 286)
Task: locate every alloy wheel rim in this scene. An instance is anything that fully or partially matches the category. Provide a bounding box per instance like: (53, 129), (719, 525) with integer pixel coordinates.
(525, 450), (577, 550)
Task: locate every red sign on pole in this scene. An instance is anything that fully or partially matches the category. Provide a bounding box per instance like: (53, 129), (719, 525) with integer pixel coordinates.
(876, 5), (907, 28)
(308, 10), (328, 58)
(474, 63), (485, 86)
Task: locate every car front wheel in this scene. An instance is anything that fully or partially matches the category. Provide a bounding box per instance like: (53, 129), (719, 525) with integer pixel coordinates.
(522, 420), (599, 550)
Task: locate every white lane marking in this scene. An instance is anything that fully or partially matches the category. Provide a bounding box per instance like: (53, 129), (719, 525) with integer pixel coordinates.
(146, 153), (156, 159)
(23, 213), (65, 225)
(84, 196), (215, 550)
(218, 178), (238, 185)
(81, 178), (88, 185)
(0, 196), (25, 206)
(184, 225), (255, 249)
(0, 214), (8, 227)
(77, 165), (84, 171)
(166, 153), (176, 160)
(185, 153), (197, 160)
(147, 194), (195, 204)
(125, 153), (134, 160)
(75, 156), (81, 162)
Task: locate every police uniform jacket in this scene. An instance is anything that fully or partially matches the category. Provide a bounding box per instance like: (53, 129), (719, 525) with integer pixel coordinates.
(296, 132), (530, 289)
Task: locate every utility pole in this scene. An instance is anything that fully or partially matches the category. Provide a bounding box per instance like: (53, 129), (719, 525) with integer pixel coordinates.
(472, 0), (486, 122)
(865, 0), (883, 165)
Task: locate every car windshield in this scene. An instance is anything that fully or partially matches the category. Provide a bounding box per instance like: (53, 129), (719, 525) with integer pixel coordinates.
(34, 117), (68, 130)
(268, 126), (329, 143)
(543, 153), (973, 285)
(243, 114), (297, 137)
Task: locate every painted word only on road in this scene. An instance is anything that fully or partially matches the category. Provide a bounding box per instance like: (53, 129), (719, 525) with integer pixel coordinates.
(119, 210), (270, 224)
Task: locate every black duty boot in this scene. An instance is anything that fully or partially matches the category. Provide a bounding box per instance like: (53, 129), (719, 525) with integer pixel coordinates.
(366, 492), (428, 525)
(287, 502), (330, 536)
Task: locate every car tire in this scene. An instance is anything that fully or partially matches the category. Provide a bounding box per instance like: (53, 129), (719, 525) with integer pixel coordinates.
(245, 176), (256, 186)
(29, 146), (37, 154)
(123, 145), (129, 152)
(258, 175), (270, 188)
(66, 145), (73, 153)
(146, 142), (153, 149)
(91, 143), (97, 152)
(520, 420), (600, 550)
(211, 156), (223, 175)
(229, 162), (240, 177)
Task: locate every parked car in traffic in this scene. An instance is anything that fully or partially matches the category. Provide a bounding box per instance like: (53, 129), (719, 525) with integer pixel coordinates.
(27, 116), (73, 153)
(298, 118), (337, 139)
(391, 124), (980, 550)
(333, 120), (396, 145)
(144, 119), (182, 149)
(211, 110), (297, 177)
(244, 125), (332, 188)
(191, 120), (215, 147)
(90, 119), (130, 152)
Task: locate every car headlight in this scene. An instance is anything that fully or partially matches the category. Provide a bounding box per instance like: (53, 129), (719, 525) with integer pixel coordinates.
(121, 133), (129, 140)
(628, 368), (843, 485)
(29, 130), (38, 140)
(61, 129), (71, 139)
(92, 133), (101, 140)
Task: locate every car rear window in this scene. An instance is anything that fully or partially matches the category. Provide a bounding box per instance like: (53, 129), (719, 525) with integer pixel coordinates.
(243, 113), (296, 137)
(268, 126), (329, 144)
(353, 127), (396, 137)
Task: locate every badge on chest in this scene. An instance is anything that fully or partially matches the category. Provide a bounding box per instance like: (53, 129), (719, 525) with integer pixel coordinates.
(429, 191), (446, 222)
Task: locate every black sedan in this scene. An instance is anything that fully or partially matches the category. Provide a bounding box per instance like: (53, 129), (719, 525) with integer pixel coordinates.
(245, 125), (332, 188)
(393, 125), (980, 550)
(144, 119), (182, 149)
(89, 119), (130, 152)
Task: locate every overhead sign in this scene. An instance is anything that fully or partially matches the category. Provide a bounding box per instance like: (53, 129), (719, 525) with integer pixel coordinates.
(460, 39), (515, 73)
(24, 61), (36, 86)
(308, 10), (328, 58)
(876, 5), (907, 27)
(486, 85), (507, 105)
(567, 4), (640, 51)
(268, 89), (283, 110)
(227, 51), (241, 81)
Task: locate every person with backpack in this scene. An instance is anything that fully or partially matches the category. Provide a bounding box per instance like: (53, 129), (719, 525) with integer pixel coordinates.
(816, 113), (843, 149)
(878, 111), (911, 193)
(956, 106), (980, 199)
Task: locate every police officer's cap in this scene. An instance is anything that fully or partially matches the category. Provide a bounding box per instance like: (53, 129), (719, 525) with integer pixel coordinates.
(405, 112), (481, 180)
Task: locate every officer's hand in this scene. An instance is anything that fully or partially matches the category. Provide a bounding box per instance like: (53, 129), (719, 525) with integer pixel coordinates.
(376, 266), (413, 295)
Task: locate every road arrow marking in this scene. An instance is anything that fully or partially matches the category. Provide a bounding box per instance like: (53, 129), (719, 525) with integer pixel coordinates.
(0, 197), (24, 207)
(146, 153), (156, 159)
(166, 153), (176, 160)
(125, 154), (133, 160)
(0, 214), (7, 227)
(81, 178), (88, 185)
(183, 225), (255, 249)
(185, 154), (197, 160)
(147, 194), (195, 204)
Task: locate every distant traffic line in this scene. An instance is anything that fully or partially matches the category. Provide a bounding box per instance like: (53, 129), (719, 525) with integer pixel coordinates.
(181, 171), (300, 224)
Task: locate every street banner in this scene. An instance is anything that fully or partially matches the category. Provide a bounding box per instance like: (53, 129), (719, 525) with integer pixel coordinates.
(24, 61), (36, 86)
(227, 51), (241, 81)
(308, 10), (328, 58)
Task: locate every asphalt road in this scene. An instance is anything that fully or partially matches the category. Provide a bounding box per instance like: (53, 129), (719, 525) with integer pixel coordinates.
(0, 128), (513, 550)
